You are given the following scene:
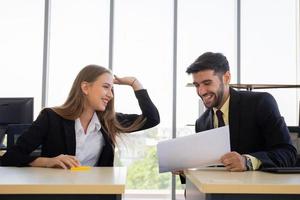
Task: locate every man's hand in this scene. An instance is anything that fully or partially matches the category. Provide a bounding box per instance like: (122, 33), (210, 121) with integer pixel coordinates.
(220, 151), (247, 172)
(171, 170), (185, 177)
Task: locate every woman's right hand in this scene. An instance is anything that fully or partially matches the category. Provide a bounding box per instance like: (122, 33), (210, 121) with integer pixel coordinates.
(30, 154), (80, 169)
(113, 75), (144, 91)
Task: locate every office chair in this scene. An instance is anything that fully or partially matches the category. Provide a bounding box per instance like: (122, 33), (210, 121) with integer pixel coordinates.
(6, 124), (31, 148)
(288, 126), (300, 167)
(298, 100), (300, 126)
(0, 127), (6, 149)
(0, 124), (30, 165)
(7, 124), (41, 156)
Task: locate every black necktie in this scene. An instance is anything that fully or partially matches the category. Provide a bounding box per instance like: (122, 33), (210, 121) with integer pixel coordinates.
(216, 110), (225, 127)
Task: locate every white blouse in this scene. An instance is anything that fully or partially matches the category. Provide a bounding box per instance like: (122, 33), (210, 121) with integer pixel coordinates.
(74, 112), (104, 166)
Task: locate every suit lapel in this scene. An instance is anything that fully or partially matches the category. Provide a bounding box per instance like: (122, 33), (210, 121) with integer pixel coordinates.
(97, 127), (114, 166)
(195, 109), (214, 132)
(63, 119), (76, 155)
(207, 110), (214, 130)
(101, 127), (109, 146)
(228, 88), (240, 151)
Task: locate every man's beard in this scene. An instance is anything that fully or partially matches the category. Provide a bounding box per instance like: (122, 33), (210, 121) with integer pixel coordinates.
(203, 83), (225, 109)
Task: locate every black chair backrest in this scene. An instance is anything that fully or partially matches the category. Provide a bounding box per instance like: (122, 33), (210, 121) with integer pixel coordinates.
(7, 124), (31, 148)
(0, 126), (6, 149)
(288, 126), (300, 136)
(299, 101), (300, 126)
(288, 126), (300, 167)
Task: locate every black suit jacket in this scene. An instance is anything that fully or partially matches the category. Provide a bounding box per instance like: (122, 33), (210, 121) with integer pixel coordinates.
(196, 88), (297, 168)
(1, 89), (160, 167)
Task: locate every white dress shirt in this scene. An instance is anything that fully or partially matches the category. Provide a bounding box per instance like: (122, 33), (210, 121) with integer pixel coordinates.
(75, 112), (104, 166)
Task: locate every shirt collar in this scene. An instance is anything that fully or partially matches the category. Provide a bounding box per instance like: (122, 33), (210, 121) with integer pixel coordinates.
(213, 95), (230, 115)
(75, 112), (101, 134)
(90, 112), (101, 132)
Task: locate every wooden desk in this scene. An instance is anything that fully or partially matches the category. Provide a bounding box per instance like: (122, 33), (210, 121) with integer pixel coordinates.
(0, 167), (126, 200)
(185, 168), (300, 200)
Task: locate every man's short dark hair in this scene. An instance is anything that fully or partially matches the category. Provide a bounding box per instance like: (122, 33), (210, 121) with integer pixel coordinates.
(186, 52), (230, 75)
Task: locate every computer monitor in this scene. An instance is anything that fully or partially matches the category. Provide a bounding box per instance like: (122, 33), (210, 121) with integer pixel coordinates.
(0, 98), (33, 125)
(0, 98), (33, 149)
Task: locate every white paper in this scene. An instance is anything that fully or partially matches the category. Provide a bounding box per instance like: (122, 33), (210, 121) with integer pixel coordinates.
(157, 126), (230, 173)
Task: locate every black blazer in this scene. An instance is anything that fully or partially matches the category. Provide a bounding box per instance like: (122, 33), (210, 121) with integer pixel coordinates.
(1, 89), (160, 167)
(196, 88), (297, 168)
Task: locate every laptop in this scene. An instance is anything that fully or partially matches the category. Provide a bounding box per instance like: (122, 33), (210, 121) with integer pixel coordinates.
(261, 167), (300, 173)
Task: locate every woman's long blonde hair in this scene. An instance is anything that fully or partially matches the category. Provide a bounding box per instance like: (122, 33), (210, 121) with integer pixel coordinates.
(52, 65), (145, 145)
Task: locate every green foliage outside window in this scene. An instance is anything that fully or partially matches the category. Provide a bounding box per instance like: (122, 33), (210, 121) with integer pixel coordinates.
(126, 146), (183, 190)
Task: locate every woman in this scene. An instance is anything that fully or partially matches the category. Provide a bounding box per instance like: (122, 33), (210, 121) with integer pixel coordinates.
(1, 65), (160, 168)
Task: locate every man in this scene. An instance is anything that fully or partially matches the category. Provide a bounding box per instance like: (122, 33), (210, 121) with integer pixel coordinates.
(186, 52), (296, 173)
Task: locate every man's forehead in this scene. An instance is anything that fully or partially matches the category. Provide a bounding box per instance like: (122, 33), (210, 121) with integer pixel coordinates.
(192, 70), (217, 79)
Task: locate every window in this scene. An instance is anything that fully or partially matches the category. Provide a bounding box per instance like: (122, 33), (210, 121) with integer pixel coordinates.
(176, 0), (236, 196)
(0, 0), (44, 117)
(177, 0), (236, 135)
(48, 0), (109, 107)
(113, 0), (173, 198)
(241, 0), (298, 125)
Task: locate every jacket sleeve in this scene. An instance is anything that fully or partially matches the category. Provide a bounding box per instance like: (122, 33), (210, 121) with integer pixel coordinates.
(116, 89), (160, 131)
(250, 93), (297, 168)
(1, 109), (50, 167)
